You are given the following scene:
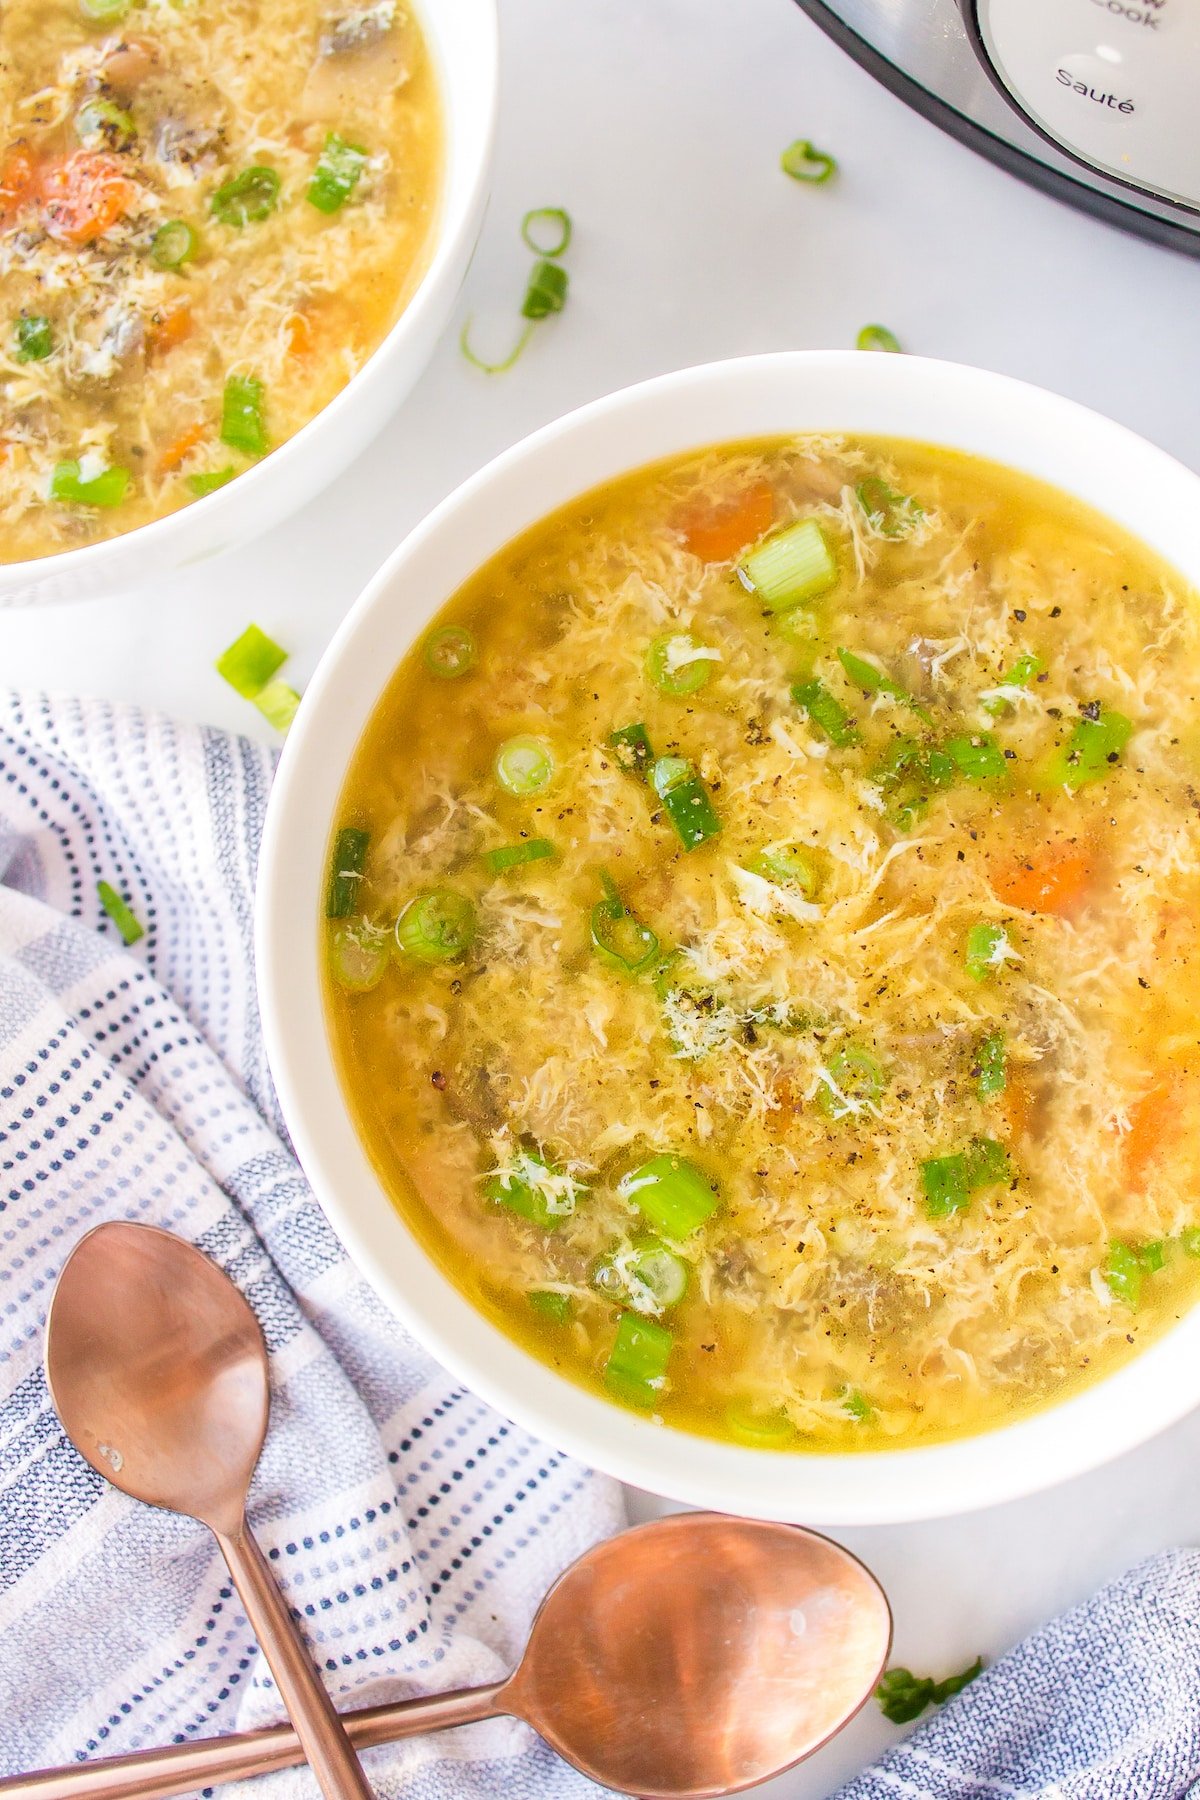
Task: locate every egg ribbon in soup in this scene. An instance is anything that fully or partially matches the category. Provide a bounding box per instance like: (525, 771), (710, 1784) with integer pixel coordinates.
(0, 0), (441, 561)
(326, 435), (1200, 1452)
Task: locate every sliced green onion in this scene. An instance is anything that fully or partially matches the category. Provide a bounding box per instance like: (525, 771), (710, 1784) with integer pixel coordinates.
(650, 756), (721, 851)
(394, 888), (476, 964)
(220, 374), (268, 457)
(618, 1153), (719, 1238)
(609, 721), (655, 779)
(790, 678), (859, 748)
(13, 314), (53, 363)
(725, 1404), (796, 1449)
(738, 518), (837, 611)
(521, 207), (572, 256)
(150, 220), (197, 269)
(493, 734), (555, 796)
(328, 920), (389, 992)
(522, 258), (569, 320)
(1044, 706), (1134, 788)
(307, 132), (368, 214)
(49, 460), (131, 508)
(485, 838), (555, 875)
(604, 1311), (673, 1408)
(80, 0), (131, 18)
(594, 1238), (689, 1315)
(1104, 1240), (1144, 1310)
(922, 1136), (1011, 1218)
(423, 624), (477, 678)
(965, 921), (1013, 984)
(211, 166), (281, 227)
(816, 1044), (887, 1119)
(982, 651), (1045, 713)
(780, 138), (837, 183)
(591, 870), (659, 974)
(187, 466), (235, 497)
(96, 879), (143, 946)
(486, 1149), (584, 1231)
(528, 1288), (573, 1324)
(459, 318), (535, 375)
(837, 646), (931, 722)
(1138, 1238), (1167, 1273)
(877, 1659), (983, 1725)
(857, 323), (902, 353)
(74, 98), (135, 149)
(749, 842), (822, 899)
(1182, 1227), (1200, 1259)
(976, 1031), (1007, 1099)
(856, 477), (923, 538)
(326, 826), (369, 918)
(944, 732), (1008, 783)
(254, 679), (300, 733)
(645, 632), (718, 698)
(216, 624), (287, 698)
(842, 1388), (873, 1422)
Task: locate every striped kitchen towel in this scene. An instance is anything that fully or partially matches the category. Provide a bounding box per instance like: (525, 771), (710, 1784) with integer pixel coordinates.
(0, 691), (623, 1798)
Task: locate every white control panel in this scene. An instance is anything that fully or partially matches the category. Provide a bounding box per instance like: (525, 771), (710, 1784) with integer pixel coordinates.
(977, 0), (1200, 209)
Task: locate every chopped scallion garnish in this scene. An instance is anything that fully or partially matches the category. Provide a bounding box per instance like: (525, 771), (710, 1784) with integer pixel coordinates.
(211, 166), (280, 227)
(975, 1031), (1007, 1099)
(921, 1137), (1011, 1218)
(618, 1153), (719, 1238)
(326, 827), (369, 918)
(254, 679), (300, 732)
(816, 1044), (887, 1119)
(1043, 706), (1133, 788)
(780, 138), (837, 183)
(80, 0), (131, 17)
(216, 623), (287, 698)
(49, 460), (131, 508)
(944, 732), (1008, 783)
(725, 1403), (796, 1449)
(423, 624), (477, 678)
(651, 756), (721, 851)
(790, 678), (859, 747)
(74, 98), (135, 149)
(151, 220), (197, 269)
(855, 477), (924, 538)
(749, 842), (823, 899)
(493, 734), (555, 796)
(528, 1288), (573, 1324)
(485, 838), (555, 874)
(738, 517), (837, 611)
(328, 920), (389, 992)
(856, 323), (902, 353)
(645, 632), (718, 698)
(594, 1238), (689, 1315)
(837, 646), (932, 722)
(965, 921), (1013, 983)
(394, 888), (476, 964)
(609, 722), (655, 779)
(877, 1659), (984, 1724)
(220, 374), (268, 457)
(308, 132), (369, 214)
(522, 258), (569, 320)
(591, 871), (660, 974)
(459, 318), (535, 375)
(96, 879), (144, 946)
(187, 466), (235, 497)
(521, 207), (572, 256)
(604, 1312), (673, 1407)
(14, 314), (53, 362)
(486, 1148), (583, 1230)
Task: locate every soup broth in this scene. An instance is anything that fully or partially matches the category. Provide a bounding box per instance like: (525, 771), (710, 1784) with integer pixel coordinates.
(0, 0), (440, 560)
(326, 436), (1200, 1451)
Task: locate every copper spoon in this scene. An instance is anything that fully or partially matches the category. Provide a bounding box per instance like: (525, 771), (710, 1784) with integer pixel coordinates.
(0, 1511), (891, 1800)
(44, 1221), (374, 1800)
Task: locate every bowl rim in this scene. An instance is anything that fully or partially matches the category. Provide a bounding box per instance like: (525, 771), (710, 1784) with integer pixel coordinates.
(257, 349), (1200, 1524)
(0, 0), (499, 596)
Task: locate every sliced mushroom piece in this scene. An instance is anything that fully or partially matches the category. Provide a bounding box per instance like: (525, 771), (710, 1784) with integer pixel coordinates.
(303, 0), (414, 119)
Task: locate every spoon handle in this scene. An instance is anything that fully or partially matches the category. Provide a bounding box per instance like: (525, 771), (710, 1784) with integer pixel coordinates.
(0, 1683), (509, 1800)
(215, 1523), (377, 1800)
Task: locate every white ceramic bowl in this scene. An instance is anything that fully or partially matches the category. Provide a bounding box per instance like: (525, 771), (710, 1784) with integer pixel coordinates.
(0, 0), (498, 608)
(258, 350), (1200, 1524)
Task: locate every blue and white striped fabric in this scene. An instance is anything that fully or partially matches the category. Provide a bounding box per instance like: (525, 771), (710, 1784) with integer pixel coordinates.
(0, 691), (623, 1798)
(837, 1549), (1200, 1800)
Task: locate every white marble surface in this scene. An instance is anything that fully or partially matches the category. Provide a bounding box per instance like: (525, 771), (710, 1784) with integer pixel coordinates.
(6, 1), (1200, 1793)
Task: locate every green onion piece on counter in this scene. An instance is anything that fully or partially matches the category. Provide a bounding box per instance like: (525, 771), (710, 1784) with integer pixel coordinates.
(485, 838), (555, 875)
(842, 1388), (873, 1421)
(394, 888), (476, 964)
(780, 138), (837, 183)
(855, 477), (924, 538)
(74, 98), (135, 148)
(326, 826), (369, 918)
(211, 166), (281, 227)
(738, 518), (838, 611)
(1104, 1240), (1145, 1310)
(645, 632), (719, 698)
(521, 207), (572, 256)
(944, 732), (1009, 782)
(749, 842), (823, 899)
(220, 374), (268, 457)
(877, 1659), (984, 1725)
(837, 647), (932, 722)
(80, 0), (131, 17)
(651, 756), (722, 851)
(975, 1031), (1007, 1098)
(609, 721), (655, 779)
(1044, 706), (1134, 788)
(150, 220), (198, 269)
(982, 651), (1046, 713)
(308, 132), (369, 213)
(493, 734), (555, 796)
(216, 624), (287, 698)
(49, 460), (131, 508)
(528, 1288), (573, 1324)
(187, 466), (235, 497)
(254, 679), (300, 733)
(1182, 1227), (1200, 1259)
(459, 318), (535, 376)
(591, 870), (660, 973)
(594, 1238), (689, 1315)
(96, 879), (144, 946)
(486, 1150), (583, 1231)
(328, 920), (389, 992)
(522, 258), (569, 320)
(618, 1153), (719, 1238)
(790, 678), (859, 748)
(965, 921), (1013, 984)
(857, 323), (902, 353)
(14, 314), (53, 362)
(604, 1311), (674, 1408)
(816, 1044), (887, 1119)
(422, 624), (477, 678)
(725, 1403), (797, 1449)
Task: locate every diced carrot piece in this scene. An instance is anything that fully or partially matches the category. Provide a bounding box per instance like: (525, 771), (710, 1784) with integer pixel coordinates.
(146, 304), (193, 355)
(1000, 1074), (1030, 1143)
(0, 144), (37, 226)
(677, 481), (775, 564)
(40, 151), (136, 245)
(1122, 1078), (1179, 1191)
(991, 842), (1094, 918)
(156, 421), (205, 476)
(285, 310), (314, 358)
